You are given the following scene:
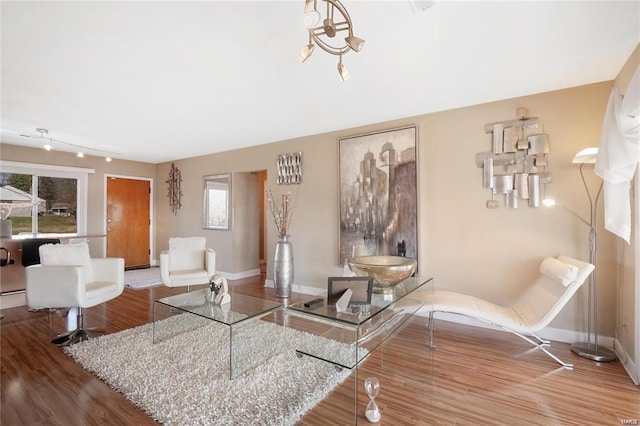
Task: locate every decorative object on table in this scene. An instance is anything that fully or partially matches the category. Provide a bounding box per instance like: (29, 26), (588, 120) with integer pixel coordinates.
(346, 255), (417, 294)
(542, 148), (616, 362)
(267, 188), (299, 298)
(203, 173), (231, 230)
(475, 108), (552, 209)
(208, 274), (231, 305)
(335, 288), (352, 313)
(276, 152), (303, 185)
(298, 0), (365, 82)
(364, 376), (381, 423)
(166, 163), (182, 215)
(339, 126), (418, 265)
(327, 277), (373, 305)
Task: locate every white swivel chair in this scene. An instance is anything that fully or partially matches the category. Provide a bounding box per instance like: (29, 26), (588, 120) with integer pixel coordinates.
(26, 242), (124, 346)
(422, 255), (594, 369)
(160, 237), (216, 291)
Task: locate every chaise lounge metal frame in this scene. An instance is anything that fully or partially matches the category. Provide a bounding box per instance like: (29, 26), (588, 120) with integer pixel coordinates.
(421, 255), (595, 369)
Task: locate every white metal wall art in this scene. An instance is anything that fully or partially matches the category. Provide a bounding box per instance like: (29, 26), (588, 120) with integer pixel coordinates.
(276, 152), (303, 185)
(476, 109), (551, 209)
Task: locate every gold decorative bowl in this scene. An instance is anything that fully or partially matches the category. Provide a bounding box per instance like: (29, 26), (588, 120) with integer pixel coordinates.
(346, 256), (417, 294)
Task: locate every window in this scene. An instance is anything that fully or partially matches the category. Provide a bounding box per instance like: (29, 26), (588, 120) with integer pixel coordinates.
(0, 161), (92, 236)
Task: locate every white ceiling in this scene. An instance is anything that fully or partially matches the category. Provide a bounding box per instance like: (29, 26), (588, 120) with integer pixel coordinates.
(1, 1), (639, 164)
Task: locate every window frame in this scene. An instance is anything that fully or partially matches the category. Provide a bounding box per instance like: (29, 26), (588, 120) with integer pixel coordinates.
(0, 160), (93, 236)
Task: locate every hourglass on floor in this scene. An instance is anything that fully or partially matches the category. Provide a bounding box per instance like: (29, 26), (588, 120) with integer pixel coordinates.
(364, 376), (381, 423)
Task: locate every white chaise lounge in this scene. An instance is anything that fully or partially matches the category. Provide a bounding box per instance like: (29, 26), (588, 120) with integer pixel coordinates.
(420, 255), (595, 369)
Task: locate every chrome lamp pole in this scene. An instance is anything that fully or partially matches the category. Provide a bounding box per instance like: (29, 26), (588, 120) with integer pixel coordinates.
(545, 148), (616, 362)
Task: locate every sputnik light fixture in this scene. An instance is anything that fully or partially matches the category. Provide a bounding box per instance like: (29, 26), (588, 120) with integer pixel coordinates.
(299, 0), (364, 81)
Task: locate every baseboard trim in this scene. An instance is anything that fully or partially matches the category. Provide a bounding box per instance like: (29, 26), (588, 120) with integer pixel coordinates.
(0, 291), (27, 309)
(263, 280), (325, 296)
(218, 269), (260, 281)
(614, 339), (639, 386)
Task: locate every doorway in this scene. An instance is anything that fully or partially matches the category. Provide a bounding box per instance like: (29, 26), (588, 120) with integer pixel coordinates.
(257, 170), (267, 281)
(106, 176), (152, 268)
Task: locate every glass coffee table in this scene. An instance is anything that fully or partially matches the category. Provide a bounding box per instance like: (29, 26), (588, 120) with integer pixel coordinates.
(153, 289), (283, 379)
(286, 275), (434, 423)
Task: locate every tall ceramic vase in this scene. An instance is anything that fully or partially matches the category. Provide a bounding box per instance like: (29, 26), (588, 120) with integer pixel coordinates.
(274, 235), (294, 298)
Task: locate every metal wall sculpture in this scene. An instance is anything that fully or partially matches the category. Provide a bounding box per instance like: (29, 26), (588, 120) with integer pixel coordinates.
(166, 162), (182, 215)
(338, 126), (418, 264)
(276, 152), (303, 185)
(476, 109), (551, 208)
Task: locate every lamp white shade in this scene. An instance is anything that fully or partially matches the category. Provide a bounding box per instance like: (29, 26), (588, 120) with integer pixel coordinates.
(572, 147), (598, 164)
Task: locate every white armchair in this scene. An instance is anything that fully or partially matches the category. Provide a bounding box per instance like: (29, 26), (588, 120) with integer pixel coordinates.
(26, 242), (124, 346)
(160, 237), (215, 291)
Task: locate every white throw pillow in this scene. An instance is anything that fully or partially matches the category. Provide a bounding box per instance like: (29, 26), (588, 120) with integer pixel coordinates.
(39, 242), (95, 283)
(539, 257), (579, 287)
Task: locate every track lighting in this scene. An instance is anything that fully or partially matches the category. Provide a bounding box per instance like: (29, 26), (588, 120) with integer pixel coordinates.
(11, 127), (119, 162)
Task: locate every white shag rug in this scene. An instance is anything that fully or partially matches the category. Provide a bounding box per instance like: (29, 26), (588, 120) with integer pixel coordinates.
(65, 316), (352, 425)
(125, 267), (162, 289)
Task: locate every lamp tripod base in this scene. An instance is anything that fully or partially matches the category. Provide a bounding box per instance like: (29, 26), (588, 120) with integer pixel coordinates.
(570, 342), (617, 362)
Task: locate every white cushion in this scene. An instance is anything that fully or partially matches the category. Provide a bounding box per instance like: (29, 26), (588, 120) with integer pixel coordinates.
(168, 237), (206, 271)
(39, 242), (95, 283)
(539, 257), (579, 287)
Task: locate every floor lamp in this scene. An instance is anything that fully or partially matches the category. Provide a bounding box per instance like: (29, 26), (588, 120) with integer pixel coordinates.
(543, 147), (617, 362)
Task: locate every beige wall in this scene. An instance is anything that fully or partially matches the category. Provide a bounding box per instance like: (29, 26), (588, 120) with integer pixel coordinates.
(156, 81), (617, 337)
(0, 144), (156, 257)
(232, 172), (260, 274)
(613, 43), (639, 377)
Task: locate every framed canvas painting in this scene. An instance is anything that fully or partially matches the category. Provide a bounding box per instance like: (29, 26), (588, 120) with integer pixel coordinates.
(338, 125), (418, 265)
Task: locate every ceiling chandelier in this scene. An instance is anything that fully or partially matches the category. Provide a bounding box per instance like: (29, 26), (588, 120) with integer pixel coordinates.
(298, 0), (364, 82)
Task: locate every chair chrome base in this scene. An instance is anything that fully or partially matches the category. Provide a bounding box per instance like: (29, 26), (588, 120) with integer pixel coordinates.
(50, 306), (103, 346)
(428, 310), (574, 368)
(570, 342), (617, 362)
(51, 328), (102, 346)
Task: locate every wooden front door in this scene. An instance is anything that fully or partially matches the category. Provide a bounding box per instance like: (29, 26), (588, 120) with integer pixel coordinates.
(106, 177), (150, 268)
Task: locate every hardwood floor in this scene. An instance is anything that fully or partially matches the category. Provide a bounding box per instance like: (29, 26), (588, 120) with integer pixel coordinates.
(1, 277), (638, 425)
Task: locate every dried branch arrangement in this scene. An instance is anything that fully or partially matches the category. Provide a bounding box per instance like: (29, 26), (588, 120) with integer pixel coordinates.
(266, 187), (299, 238)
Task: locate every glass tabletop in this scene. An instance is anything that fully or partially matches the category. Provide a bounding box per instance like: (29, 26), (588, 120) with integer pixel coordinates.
(155, 289), (283, 326)
(288, 275), (434, 326)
